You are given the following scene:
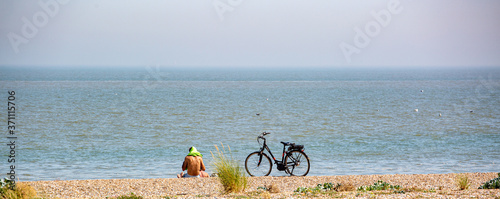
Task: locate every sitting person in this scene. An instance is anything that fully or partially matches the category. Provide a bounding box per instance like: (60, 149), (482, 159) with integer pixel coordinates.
(177, 146), (209, 178)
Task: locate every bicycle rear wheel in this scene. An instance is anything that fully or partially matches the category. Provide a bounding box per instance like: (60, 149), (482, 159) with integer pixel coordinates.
(284, 150), (310, 176)
(245, 152), (272, 176)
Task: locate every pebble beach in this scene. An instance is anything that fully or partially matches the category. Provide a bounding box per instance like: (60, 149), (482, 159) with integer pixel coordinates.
(26, 172), (500, 198)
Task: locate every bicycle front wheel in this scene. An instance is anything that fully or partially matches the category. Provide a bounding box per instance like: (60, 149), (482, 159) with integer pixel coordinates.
(284, 150), (310, 176)
(245, 152), (272, 176)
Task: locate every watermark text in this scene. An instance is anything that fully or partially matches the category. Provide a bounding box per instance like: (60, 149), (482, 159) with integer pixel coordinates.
(7, 0), (69, 54)
(7, 91), (17, 182)
(339, 0), (403, 63)
(213, 0), (244, 21)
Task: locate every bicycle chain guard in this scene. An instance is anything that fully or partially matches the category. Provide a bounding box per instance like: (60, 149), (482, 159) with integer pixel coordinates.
(276, 161), (286, 171)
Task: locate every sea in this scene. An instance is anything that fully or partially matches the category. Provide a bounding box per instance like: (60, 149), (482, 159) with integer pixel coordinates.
(1, 66), (499, 181)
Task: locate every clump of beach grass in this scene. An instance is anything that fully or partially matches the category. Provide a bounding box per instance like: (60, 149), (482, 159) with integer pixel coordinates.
(456, 174), (471, 190)
(0, 178), (37, 199)
(211, 143), (248, 193)
(115, 192), (143, 199)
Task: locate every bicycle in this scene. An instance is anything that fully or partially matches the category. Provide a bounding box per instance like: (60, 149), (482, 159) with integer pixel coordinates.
(245, 132), (310, 176)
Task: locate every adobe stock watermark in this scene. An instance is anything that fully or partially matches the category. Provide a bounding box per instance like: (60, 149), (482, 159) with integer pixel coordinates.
(213, 0), (244, 21)
(7, 0), (69, 54)
(339, 0), (403, 63)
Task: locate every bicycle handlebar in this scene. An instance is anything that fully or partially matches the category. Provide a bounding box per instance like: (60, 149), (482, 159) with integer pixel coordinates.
(258, 132), (270, 144)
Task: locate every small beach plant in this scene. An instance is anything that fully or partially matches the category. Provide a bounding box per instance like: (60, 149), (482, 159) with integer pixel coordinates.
(0, 178), (15, 191)
(456, 174), (471, 190)
(336, 183), (356, 192)
(211, 143), (248, 193)
(294, 182), (344, 196)
(357, 180), (401, 192)
(115, 192), (143, 199)
(478, 173), (500, 189)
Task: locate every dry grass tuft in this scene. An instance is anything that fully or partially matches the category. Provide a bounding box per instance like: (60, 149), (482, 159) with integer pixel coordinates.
(1, 182), (37, 199)
(456, 174), (471, 190)
(267, 184), (280, 193)
(337, 183), (356, 192)
(211, 143), (248, 193)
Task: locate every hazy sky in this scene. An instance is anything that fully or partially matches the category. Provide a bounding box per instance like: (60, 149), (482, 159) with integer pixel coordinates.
(1, 0), (499, 68)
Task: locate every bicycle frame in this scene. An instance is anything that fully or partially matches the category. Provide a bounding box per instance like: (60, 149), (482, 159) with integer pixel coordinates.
(257, 135), (289, 166)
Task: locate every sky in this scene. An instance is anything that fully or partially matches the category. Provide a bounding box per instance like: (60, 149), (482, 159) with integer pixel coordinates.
(1, 0), (500, 68)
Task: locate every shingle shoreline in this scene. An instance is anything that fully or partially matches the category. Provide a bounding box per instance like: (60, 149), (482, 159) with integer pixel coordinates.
(26, 172), (500, 198)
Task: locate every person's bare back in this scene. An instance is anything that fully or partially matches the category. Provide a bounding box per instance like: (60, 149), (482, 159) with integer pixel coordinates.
(182, 155), (205, 176)
(178, 146), (208, 178)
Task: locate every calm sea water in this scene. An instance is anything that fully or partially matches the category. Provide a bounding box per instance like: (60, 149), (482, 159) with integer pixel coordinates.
(1, 67), (499, 181)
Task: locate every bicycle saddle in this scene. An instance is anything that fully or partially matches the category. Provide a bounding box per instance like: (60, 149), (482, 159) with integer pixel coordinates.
(280, 141), (294, 146)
